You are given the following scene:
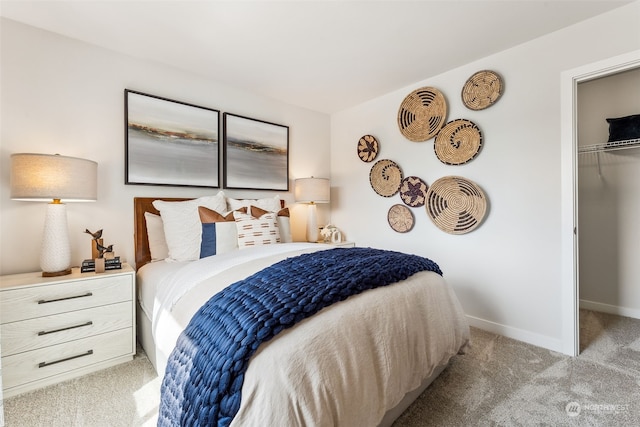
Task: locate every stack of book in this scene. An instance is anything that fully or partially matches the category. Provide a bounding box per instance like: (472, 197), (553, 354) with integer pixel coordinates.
(81, 256), (122, 273)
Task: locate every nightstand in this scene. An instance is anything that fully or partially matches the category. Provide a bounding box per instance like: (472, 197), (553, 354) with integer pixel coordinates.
(0, 264), (136, 398)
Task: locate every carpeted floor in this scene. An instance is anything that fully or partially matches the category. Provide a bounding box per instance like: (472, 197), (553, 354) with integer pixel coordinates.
(394, 309), (640, 426)
(3, 310), (639, 426)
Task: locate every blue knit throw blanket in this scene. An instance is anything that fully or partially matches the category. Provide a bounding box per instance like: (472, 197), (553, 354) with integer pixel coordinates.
(157, 247), (442, 427)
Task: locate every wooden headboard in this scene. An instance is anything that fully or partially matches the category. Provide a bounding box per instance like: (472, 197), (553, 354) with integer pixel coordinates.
(133, 197), (286, 271)
(134, 197), (189, 271)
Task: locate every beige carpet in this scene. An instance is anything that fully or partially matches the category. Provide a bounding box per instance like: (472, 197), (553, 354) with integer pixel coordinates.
(3, 310), (639, 426)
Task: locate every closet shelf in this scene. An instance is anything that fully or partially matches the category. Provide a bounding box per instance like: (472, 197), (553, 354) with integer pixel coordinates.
(578, 138), (640, 154)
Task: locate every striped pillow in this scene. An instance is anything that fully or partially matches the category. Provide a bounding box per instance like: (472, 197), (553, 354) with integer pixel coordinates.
(233, 210), (281, 248)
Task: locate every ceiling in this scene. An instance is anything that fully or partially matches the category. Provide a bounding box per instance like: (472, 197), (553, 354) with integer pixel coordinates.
(1, 1), (632, 114)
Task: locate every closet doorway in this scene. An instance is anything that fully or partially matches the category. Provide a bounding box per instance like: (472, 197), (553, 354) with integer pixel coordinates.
(577, 67), (640, 353)
(561, 50), (640, 357)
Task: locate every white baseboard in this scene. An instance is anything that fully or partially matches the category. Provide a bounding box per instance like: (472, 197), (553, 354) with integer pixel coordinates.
(466, 304), (640, 355)
(465, 315), (564, 353)
(579, 299), (640, 320)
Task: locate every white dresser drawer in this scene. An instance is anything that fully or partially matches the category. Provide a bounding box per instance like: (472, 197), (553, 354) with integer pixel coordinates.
(0, 274), (132, 323)
(1, 328), (133, 390)
(1, 301), (132, 356)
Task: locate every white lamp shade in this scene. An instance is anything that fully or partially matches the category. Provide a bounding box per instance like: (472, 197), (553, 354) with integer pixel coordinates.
(10, 153), (98, 202)
(294, 177), (330, 204)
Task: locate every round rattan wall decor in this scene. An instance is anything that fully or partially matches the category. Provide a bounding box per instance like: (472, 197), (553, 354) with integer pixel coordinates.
(397, 87), (447, 142)
(434, 119), (483, 165)
(388, 204), (414, 233)
(369, 159), (403, 197)
(399, 176), (428, 207)
(461, 70), (503, 111)
(425, 176), (487, 235)
(357, 134), (379, 162)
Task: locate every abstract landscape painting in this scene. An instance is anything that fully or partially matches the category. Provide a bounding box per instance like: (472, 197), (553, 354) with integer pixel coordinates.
(223, 113), (289, 191)
(125, 90), (219, 187)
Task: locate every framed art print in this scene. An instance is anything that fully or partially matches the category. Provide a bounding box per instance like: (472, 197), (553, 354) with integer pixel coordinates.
(125, 89), (220, 187)
(223, 113), (289, 191)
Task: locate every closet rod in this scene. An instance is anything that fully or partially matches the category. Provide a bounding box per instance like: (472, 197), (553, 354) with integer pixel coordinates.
(578, 138), (640, 154)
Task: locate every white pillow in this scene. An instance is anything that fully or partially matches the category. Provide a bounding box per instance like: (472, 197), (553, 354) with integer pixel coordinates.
(277, 216), (292, 243)
(233, 210), (281, 249)
(152, 192), (226, 261)
(144, 212), (169, 261)
(227, 195), (281, 213)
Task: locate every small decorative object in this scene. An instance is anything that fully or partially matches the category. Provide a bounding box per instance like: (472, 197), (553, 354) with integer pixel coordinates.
(425, 176), (487, 235)
(96, 241), (115, 259)
(223, 113), (289, 191)
(399, 176), (428, 207)
(369, 159), (403, 197)
(397, 87), (447, 142)
(357, 135), (379, 162)
(331, 229), (342, 243)
(461, 70), (503, 110)
(84, 228), (113, 259)
(320, 224), (338, 243)
(434, 119), (483, 165)
(84, 228), (117, 273)
(387, 204), (414, 233)
(85, 228), (103, 259)
(125, 90), (220, 188)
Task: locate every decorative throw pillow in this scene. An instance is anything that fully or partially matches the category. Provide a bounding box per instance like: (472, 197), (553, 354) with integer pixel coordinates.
(198, 206), (240, 258)
(607, 114), (640, 143)
(233, 210), (281, 249)
(248, 206), (292, 243)
(152, 192), (226, 262)
(227, 195), (281, 213)
(144, 212), (169, 261)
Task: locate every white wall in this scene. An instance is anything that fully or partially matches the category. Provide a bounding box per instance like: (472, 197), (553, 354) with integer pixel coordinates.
(578, 68), (640, 317)
(331, 2), (640, 352)
(0, 18), (331, 275)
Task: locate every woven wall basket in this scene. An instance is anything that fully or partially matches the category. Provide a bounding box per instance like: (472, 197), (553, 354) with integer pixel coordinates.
(369, 159), (403, 197)
(397, 87), (447, 142)
(387, 204), (414, 233)
(461, 70), (503, 111)
(425, 176), (487, 234)
(357, 134), (379, 162)
(399, 176), (428, 207)
(434, 119), (483, 165)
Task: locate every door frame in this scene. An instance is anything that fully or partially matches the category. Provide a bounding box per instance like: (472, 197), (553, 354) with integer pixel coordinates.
(560, 49), (640, 356)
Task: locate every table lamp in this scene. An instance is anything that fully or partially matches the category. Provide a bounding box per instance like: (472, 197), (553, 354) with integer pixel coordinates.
(294, 177), (330, 243)
(10, 153), (98, 276)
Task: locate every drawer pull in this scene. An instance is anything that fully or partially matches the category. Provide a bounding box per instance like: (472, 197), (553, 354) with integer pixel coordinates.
(38, 350), (94, 368)
(38, 292), (93, 304)
(38, 321), (93, 336)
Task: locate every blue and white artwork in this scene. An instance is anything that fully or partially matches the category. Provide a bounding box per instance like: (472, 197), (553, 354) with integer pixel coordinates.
(223, 113), (289, 191)
(125, 90), (219, 187)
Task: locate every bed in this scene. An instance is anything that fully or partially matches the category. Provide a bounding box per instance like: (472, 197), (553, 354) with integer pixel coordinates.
(133, 194), (470, 426)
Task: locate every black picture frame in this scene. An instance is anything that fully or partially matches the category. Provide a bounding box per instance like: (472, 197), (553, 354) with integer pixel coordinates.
(223, 113), (289, 191)
(125, 89), (220, 188)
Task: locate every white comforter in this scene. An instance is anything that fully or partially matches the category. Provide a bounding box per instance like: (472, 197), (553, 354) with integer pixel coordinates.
(145, 243), (469, 427)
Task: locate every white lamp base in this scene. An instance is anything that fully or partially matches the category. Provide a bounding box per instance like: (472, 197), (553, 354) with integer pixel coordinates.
(306, 203), (319, 243)
(40, 203), (72, 277)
